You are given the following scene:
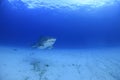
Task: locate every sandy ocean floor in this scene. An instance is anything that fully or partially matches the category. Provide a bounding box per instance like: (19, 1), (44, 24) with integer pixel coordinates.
(0, 46), (120, 80)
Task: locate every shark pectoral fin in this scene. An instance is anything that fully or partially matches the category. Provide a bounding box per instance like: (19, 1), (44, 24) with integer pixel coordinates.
(48, 46), (53, 49)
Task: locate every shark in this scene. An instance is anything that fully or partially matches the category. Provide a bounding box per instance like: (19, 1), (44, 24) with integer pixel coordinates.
(32, 37), (56, 49)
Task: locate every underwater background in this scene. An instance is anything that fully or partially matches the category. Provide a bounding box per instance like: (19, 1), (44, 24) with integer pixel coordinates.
(0, 0), (120, 49)
(0, 0), (120, 80)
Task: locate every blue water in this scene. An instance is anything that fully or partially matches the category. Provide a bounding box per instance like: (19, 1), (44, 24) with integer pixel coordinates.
(0, 1), (120, 80)
(0, 0), (120, 49)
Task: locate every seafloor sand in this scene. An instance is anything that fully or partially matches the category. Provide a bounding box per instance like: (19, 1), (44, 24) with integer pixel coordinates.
(0, 46), (120, 80)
